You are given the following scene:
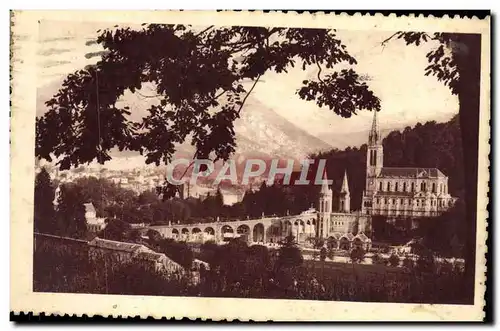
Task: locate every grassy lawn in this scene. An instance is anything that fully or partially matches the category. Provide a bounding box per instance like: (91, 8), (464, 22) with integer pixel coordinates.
(302, 259), (405, 279)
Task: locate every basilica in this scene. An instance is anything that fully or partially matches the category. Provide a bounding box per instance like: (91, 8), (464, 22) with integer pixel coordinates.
(316, 110), (457, 241)
(361, 111), (457, 218)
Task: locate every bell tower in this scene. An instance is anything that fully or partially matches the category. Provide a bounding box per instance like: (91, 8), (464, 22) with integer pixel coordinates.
(318, 171), (332, 238)
(366, 110), (383, 192)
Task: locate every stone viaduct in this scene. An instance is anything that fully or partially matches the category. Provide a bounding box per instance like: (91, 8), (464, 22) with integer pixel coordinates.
(147, 211), (318, 244)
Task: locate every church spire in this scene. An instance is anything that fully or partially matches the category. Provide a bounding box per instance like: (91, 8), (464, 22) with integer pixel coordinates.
(320, 170), (330, 194)
(341, 170), (350, 193)
(368, 110), (380, 145)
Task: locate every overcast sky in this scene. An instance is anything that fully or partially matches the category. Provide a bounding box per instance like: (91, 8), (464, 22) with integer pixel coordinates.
(36, 20), (458, 141)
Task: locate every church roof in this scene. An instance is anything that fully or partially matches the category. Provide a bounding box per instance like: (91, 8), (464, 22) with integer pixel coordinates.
(354, 232), (370, 242)
(375, 191), (415, 197)
(320, 170), (331, 194)
(378, 167), (446, 179)
(341, 233), (355, 241)
(340, 171), (349, 193)
(330, 232), (343, 240)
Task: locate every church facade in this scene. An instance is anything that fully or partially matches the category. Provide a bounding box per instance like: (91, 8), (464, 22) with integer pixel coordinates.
(361, 111), (457, 218)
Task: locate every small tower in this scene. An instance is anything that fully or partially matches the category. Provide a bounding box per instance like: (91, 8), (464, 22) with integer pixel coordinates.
(339, 170), (351, 213)
(318, 170), (332, 238)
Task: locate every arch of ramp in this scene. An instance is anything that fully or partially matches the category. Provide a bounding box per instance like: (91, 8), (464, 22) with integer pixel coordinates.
(339, 237), (351, 250)
(282, 220), (292, 236)
(220, 224), (234, 240)
(253, 223), (265, 243)
(192, 227), (201, 234)
(181, 228), (190, 234)
(221, 224), (234, 232)
(237, 224), (251, 242)
(204, 227), (215, 235)
(237, 224), (250, 234)
(172, 228), (179, 235)
(266, 221), (282, 243)
(326, 236), (338, 249)
(352, 237), (364, 249)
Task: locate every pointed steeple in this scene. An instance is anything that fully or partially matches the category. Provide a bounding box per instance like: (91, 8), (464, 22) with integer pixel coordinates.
(368, 110), (381, 145)
(320, 170), (330, 194)
(341, 170), (350, 193)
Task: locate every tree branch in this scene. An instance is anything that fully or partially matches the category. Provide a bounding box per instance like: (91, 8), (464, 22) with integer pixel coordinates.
(136, 91), (162, 99)
(213, 89), (228, 100)
(315, 58), (324, 83)
(381, 32), (401, 47)
(194, 25), (214, 37)
(237, 74), (261, 115)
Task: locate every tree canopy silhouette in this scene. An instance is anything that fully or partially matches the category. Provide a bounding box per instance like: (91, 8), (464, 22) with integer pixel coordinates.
(383, 31), (481, 303)
(34, 168), (56, 234)
(36, 25), (380, 178)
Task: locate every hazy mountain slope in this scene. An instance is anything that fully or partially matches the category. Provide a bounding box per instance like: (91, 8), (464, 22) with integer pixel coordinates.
(37, 80), (333, 168)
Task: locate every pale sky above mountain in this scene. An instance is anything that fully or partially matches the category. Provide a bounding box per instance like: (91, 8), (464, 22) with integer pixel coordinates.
(35, 20), (459, 167)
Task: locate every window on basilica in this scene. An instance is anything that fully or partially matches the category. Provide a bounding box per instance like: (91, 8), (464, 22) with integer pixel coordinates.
(395, 182), (399, 191)
(411, 182), (415, 192)
(387, 182), (391, 191)
(379, 181), (383, 191)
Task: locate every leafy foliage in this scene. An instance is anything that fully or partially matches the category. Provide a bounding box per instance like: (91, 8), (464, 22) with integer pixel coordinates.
(56, 183), (88, 238)
(277, 235), (304, 269)
(36, 25), (380, 179)
(319, 247), (327, 262)
(99, 218), (131, 241)
(34, 236), (470, 303)
(156, 238), (194, 268)
(349, 246), (365, 264)
(387, 32), (464, 95)
(388, 254), (400, 267)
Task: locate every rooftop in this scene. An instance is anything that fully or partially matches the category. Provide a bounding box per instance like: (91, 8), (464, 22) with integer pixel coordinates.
(379, 167), (446, 179)
(88, 237), (147, 253)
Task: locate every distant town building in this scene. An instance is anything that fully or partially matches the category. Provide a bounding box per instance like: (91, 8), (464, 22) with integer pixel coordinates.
(83, 202), (107, 233)
(221, 190), (244, 206)
(361, 111), (457, 218)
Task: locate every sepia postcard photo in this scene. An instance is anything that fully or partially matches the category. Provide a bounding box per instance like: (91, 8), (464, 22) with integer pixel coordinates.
(10, 10), (490, 321)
